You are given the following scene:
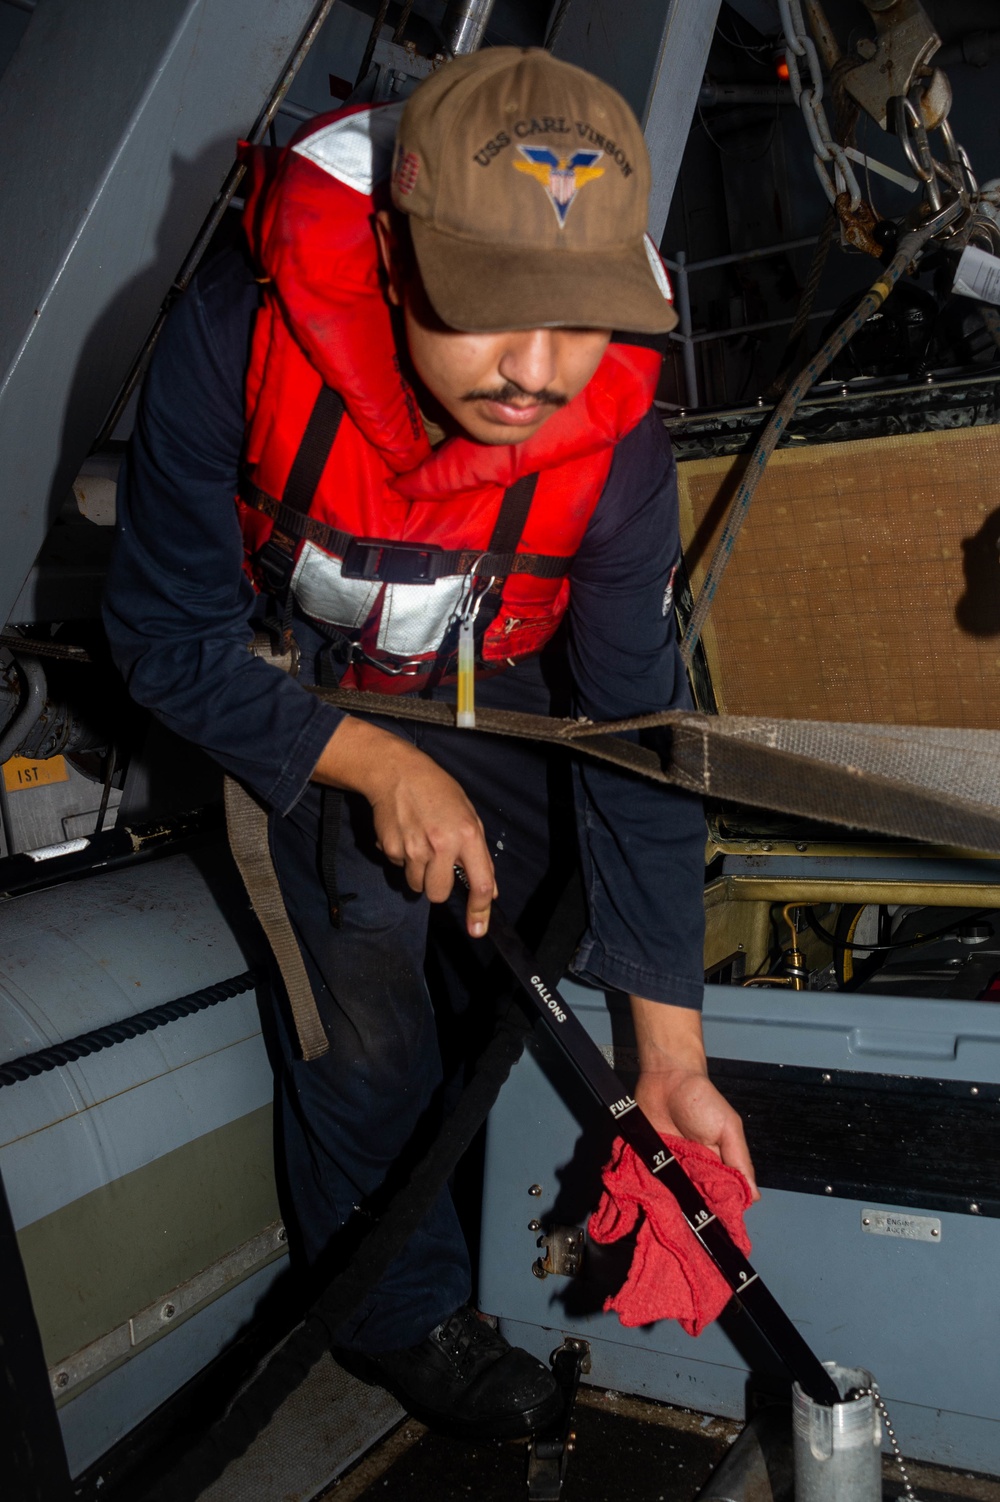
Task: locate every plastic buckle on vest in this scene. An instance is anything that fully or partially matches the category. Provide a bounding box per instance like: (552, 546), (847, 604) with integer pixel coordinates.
(256, 538), (297, 596)
(341, 537), (444, 585)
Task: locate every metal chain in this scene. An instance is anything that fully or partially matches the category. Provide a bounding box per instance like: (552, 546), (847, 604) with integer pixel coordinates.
(779, 1), (985, 245)
(778, 0), (861, 210)
(857, 1383), (919, 1501)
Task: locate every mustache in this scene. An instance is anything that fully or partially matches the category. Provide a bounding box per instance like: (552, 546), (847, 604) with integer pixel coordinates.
(461, 380), (568, 408)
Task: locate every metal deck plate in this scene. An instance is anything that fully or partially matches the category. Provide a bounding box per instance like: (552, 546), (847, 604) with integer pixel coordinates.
(202, 1351), (404, 1502)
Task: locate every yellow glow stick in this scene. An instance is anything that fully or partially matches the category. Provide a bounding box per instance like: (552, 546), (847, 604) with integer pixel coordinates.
(456, 616), (475, 728)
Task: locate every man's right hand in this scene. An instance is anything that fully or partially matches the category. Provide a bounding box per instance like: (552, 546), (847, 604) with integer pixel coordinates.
(312, 715), (497, 936)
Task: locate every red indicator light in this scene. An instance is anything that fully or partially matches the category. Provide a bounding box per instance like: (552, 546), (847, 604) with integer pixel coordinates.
(776, 57), (790, 81)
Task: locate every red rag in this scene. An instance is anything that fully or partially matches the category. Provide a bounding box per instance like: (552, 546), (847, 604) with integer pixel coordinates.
(588, 1134), (753, 1336)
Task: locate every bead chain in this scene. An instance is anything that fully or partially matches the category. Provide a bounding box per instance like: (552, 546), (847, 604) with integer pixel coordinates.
(858, 1383), (918, 1501)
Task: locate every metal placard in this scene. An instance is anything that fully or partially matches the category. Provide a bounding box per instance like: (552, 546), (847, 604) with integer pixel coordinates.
(862, 1209), (942, 1243)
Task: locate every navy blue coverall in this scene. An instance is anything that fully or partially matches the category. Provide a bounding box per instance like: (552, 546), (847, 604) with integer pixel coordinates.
(103, 247), (707, 1353)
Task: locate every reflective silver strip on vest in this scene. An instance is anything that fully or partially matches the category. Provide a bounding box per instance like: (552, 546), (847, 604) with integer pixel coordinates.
(376, 575), (467, 656)
(291, 541), (381, 629)
(291, 540), (467, 657)
(291, 102), (403, 196)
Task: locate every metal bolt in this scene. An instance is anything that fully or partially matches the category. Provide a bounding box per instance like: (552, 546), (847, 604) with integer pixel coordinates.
(277, 1225), (288, 1243)
(863, 1216), (871, 1225)
(529, 1184), (543, 1197)
(931, 1227), (940, 1237)
(824, 1185), (834, 1195)
(54, 1371), (70, 1390)
(532, 1259), (547, 1279)
(528, 1219), (542, 1232)
(761, 843), (773, 852)
(971, 1203), (981, 1214)
(795, 842), (808, 852)
(856, 36), (877, 59)
(822, 1072), (831, 1083)
(161, 1302), (176, 1321)
(971, 1086), (979, 1096)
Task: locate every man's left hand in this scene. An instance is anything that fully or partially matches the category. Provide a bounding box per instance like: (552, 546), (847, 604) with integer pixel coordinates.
(629, 995), (760, 1201)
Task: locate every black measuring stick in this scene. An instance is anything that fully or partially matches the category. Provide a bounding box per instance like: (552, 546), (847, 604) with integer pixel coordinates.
(472, 890), (840, 1408)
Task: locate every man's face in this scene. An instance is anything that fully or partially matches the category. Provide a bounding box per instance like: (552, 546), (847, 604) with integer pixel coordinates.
(376, 212), (611, 446)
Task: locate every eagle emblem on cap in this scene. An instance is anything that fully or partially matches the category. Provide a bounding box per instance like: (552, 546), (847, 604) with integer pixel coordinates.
(514, 147), (604, 226)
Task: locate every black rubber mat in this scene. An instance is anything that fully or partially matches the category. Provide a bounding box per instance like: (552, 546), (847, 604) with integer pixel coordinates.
(350, 1401), (731, 1501)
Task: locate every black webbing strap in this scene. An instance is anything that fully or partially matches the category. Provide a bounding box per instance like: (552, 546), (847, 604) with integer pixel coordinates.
(250, 385), (346, 595)
(487, 472), (539, 554)
(282, 385), (346, 520)
(240, 470), (570, 584)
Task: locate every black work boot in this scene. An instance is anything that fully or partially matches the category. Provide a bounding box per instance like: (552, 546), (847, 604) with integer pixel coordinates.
(363, 1305), (563, 1438)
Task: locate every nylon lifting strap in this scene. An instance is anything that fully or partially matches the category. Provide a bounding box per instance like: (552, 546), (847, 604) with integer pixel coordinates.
(227, 682), (1000, 1065)
(224, 776), (330, 1060)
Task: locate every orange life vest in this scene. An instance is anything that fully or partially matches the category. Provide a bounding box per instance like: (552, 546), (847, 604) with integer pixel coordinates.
(237, 104), (664, 692)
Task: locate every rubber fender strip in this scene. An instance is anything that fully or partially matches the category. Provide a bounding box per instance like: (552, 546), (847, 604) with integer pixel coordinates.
(0, 971), (256, 1088)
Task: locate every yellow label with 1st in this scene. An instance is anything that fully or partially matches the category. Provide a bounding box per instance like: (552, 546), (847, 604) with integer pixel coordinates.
(3, 755), (70, 793)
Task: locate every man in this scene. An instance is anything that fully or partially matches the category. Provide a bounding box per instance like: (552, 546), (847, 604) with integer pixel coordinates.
(104, 47), (756, 1438)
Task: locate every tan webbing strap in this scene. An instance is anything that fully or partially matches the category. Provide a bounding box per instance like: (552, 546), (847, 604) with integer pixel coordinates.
(230, 650), (1000, 1061)
(307, 685), (1000, 857)
(224, 775), (329, 1061)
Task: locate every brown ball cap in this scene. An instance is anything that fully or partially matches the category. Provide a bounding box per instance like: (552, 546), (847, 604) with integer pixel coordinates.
(390, 47), (678, 335)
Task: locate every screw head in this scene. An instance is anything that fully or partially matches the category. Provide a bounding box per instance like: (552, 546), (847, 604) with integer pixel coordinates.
(277, 1225), (288, 1243)
(863, 1216), (871, 1225)
(824, 1185), (834, 1195)
(54, 1371), (70, 1390)
(822, 1072), (832, 1083)
(528, 1219), (541, 1232)
(528, 1184), (543, 1197)
(971, 1203), (982, 1214)
(532, 1259), (547, 1279)
(931, 1227), (940, 1237)
(161, 1302), (176, 1320)
(971, 1086), (980, 1096)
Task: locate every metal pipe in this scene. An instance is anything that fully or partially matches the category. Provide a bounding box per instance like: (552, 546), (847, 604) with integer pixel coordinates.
(664, 235), (818, 275)
(793, 1364), (881, 1499)
(673, 251), (699, 409)
(699, 82), (793, 106)
(676, 307), (834, 344)
(442, 0), (497, 55)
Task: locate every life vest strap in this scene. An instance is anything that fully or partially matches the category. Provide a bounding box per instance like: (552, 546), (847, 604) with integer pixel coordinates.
(241, 481), (573, 583)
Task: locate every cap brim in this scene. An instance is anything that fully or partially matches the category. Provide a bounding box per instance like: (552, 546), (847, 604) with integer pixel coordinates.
(410, 220), (679, 336)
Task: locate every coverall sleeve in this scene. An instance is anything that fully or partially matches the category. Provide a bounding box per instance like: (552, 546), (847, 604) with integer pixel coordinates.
(566, 408), (706, 1009)
(102, 253), (344, 814)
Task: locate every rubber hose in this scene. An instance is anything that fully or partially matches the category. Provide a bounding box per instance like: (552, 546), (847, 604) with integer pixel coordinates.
(0, 656), (46, 763)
